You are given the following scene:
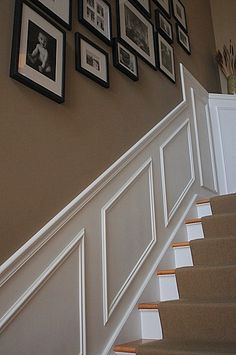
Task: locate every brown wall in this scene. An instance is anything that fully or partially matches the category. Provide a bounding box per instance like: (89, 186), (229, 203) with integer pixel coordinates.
(0, 0), (220, 264)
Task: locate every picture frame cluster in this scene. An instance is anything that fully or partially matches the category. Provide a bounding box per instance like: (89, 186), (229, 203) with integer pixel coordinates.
(10, 0), (191, 103)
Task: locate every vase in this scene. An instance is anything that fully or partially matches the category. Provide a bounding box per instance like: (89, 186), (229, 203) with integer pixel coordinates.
(227, 74), (236, 94)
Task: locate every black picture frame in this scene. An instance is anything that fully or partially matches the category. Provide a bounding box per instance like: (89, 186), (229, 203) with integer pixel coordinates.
(176, 23), (191, 54)
(30, 0), (72, 30)
(75, 32), (109, 88)
(113, 38), (139, 81)
(117, 0), (157, 70)
(157, 32), (175, 83)
(155, 10), (173, 43)
(172, 0), (187, 31)
(129, 0), (151, 18)
(78, 0), (112, 45)
(10, 0), (66, 103)
(153, 0), (171, 18)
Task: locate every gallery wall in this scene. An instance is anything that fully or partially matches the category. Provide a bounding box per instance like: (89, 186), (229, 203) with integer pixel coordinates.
(0, 0), (220, 264)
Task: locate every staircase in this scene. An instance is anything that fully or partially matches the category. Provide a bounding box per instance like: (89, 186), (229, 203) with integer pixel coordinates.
(113, 194), (236, 354)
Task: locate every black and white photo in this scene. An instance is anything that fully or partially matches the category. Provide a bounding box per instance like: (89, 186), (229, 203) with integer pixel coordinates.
(30, 0), (72, 30)
(155, 10), (173, 43)
(10, 0), (66, 103)
(78, 0), (112, 45)
(153, 0), (171, 18)
(117, 0), (157, 70)
(113, 38), (138, 81)
(75, 32), (109, 87)
(176, 23), (191, 54)
(157, 32), (175, 82)
(172, 0), (187, 31)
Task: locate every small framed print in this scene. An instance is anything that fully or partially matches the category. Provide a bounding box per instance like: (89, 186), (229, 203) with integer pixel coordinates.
(78, 0), (112, 45)
(153, 0), (171, 18)
(10, 0), (66, 103)
(129, 0), (151, 18)
(30, 0), (72, 30)
(117, 0), (157, 70)
(176, 24), (191, 54)
(155, 10), (173, 43)
(172, 0), (187, 31)
(157, 32), (175, 83)
(113, 38), (139, 81)
(75, 33), (109, 87)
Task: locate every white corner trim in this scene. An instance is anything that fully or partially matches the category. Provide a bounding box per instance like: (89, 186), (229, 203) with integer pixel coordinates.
(160, 119), (195, 227)
(101, 158), (157, 325)
(0, 229), (86, 355)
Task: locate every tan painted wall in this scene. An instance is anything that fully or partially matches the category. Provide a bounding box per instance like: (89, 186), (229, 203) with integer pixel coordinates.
(0, 0), (220, 264)
(210, 0), (236, 93)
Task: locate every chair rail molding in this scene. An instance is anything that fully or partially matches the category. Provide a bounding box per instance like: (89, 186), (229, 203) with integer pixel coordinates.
(0, 64), (221, 355)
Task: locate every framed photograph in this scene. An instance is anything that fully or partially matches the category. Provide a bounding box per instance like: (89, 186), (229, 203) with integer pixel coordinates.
(176, 23), (191, 54)
(113, 38), (139, 81)
(30, 0), (72, 30)
(172, 0), (187, 31)
(117, 0), (157, 70)
(78, 0), (112, 45)
(10, 0), (66, 103)
(153, 0), (171, 18)
(75, 32), (109, 87)
(129, 0), (151, 18)
(157, 33), (175, 82)
(155, 10), (173, 43)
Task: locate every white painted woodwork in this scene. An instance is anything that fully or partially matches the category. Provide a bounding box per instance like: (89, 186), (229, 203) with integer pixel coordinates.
(173, 245), (193, 268)
(196, 202), (212, 218)
(186, 222), (204, 241)
(140, 309), (163, 339)
(0, 65), (220, 355)
(158, 274), (179, 301)
(209, 94), (236, 194)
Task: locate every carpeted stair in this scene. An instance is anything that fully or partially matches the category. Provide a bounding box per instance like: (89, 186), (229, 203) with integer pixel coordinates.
(136, 193), (236, 355)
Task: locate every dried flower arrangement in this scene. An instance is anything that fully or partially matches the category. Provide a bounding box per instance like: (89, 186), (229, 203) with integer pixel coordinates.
(216, 40), (236, 78)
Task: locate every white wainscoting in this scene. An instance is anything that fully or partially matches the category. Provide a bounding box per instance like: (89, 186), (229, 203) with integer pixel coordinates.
(209, 94), (236, 194)
(0, 65), (218, 355)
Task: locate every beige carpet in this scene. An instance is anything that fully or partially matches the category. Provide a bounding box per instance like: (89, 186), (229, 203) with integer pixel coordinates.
(137, 193), (236, 354)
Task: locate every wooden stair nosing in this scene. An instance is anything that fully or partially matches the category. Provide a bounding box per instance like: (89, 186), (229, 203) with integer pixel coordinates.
(172, 241), (190, 248)
(196, 198), (210, 205)
(185, 218), (202, 225)
(138, 302), (159, 310)
(113, 339), (154, 353)
(157, 269), (176, 276)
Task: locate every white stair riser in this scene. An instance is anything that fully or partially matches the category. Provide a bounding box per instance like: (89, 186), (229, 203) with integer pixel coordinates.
(173, 246), (193, 268)
(114, 352), (135, 355)
(140, 310), (163, 339)
(186, 222), (204, 241)
(158, 274), (179, 301)
(196, 203), (212, 218)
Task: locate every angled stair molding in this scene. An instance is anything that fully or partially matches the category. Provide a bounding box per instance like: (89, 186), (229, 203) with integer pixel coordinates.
(0, 64), (224, 355)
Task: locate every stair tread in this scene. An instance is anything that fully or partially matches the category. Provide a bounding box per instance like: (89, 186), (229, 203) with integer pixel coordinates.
(185, 218), (201, 224)
(172, 241), (190, 248)
(113, 339), (154, 353)
(138, 302), (159, 310)
(157, 269), (176, 276)
(196, 198), (210, 205)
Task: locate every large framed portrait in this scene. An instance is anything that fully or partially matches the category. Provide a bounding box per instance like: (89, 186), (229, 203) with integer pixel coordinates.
(78, 0), (112, 45)
(113, 38), (139, 81)
(129, 0), (151, 18)
(10, 0), (66, 103)
(75, 32), (109, 88)
(176, 23), (191, 54)
(157, 32), (175, 82)
(30, 0), (72, 30)
(172, 0), (187, 31)
(155, 10), (173, 43)
(117, 0), (157, 70)
(153, 0), (171, 18)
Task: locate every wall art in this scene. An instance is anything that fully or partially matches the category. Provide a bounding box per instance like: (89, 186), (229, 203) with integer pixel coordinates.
(172, 0), (187, 31)
(10, 0), (66, 103)
(176, 23), (191, 54)
(155, 10), (173, 43)
(129, 0), (151, 18)
(153, 0), (171, 18)
(117, 0), (157, 70)
(157, 32), (175, 82)
(113, 38), (139, 81)
(78, 0), (112, 45)
(75, 32), (109, 87)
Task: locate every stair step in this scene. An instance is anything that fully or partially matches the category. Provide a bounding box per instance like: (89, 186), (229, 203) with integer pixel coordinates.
(196, 198), (210, 205)
(172, 242), (193, 268)
(210, 193), (236, 215)
(138, 303), (163, 340)
(113, 339), (153, 354)
(185, 218), (204, 241)
(157, 270), (179, 301)
(176, 265), (236, 301)
(190, 236), (236, 266)
(201, 213), (236, 239)
(159, 300), (236, 343)
(196, 199), (212, 218)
